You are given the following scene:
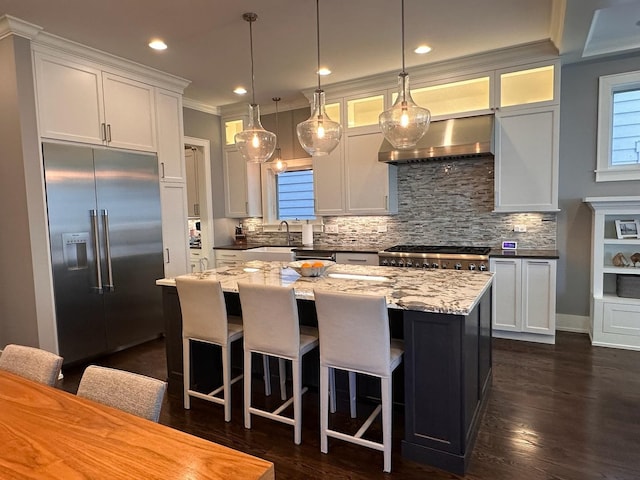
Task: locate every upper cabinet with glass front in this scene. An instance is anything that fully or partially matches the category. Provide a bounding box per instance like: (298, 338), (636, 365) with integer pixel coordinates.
(346, 94), (385, 129)
(496, 61), (559, 111)
(406, 74), (492, 120)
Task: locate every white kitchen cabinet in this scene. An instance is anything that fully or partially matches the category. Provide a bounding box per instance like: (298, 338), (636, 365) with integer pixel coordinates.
(214, 249), (245, 268)
(223, 147), (262, 218)
(490, 257), (557, 343)
(156, 88), (185, 183)
(494, 105), (559, 212)
(160, 184), (190, 279)
(335, 252), (379, 265)
(345, 129), (398, 215)
(584, 197), (640, 350)
(34, 51), (157, 152)
(313, 145), (346, 216)
(101, 72), (156, 151)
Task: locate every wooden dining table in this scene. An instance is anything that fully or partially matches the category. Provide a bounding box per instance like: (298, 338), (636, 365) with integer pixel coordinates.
(0, 370), (274, 479)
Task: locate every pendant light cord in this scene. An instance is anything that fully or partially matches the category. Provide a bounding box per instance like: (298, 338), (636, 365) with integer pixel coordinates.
(249, 17), (256, 105)
(316, 0), (322, 91)
(242, 13), (258, 106)
(401, 0), (406, 75)
(273, 97), (281, 147)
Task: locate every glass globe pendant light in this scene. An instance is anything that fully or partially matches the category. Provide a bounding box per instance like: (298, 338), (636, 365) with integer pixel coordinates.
(379, 0), (431, 149)
(234, 13), (277, 163)
(296, 0), (342, 156)
(269, 97), (288, 173)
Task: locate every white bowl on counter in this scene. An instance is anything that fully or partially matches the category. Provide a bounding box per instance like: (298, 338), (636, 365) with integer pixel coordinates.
(288, 260), (335, 277)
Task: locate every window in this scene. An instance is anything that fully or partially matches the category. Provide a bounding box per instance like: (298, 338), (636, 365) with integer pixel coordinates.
(261, 159), (321, 227)
(276, 170), (315, 220)
(596, 71), (640, 181)
(612, 90), (640, 166)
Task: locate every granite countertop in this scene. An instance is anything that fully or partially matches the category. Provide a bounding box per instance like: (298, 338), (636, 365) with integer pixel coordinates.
(489, 249), (559, 259)
(156, 260), (493, 315)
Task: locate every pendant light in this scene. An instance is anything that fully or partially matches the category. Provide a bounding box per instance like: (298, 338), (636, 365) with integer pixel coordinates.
(296, 0), (342, 157)
(378, 0), (431, 149)
(234, 13), (277, 163)
(270, 97), (288, 173)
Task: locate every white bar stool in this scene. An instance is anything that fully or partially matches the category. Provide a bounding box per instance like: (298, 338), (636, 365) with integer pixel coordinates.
(176, 276), (244, 422)
(314, 289), (404, 473)
(238, 282), (319, 445)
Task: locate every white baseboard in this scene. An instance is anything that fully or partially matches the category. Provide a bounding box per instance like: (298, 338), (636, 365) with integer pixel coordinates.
(556, 314), (590, 334)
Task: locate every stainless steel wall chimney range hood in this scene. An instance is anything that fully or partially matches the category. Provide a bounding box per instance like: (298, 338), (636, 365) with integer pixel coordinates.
(378, 114), (494, 163)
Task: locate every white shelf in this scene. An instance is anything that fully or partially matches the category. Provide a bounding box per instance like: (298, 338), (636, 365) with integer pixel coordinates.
(599, 294), (640, 305)
(585, 196), (640, 350)
(603, 266), (640, 274)
(603, 238), (640, 245)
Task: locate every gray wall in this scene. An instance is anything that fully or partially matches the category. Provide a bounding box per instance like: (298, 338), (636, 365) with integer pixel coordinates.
(182, 107), (236, 245)
(558, 52), (640, 317)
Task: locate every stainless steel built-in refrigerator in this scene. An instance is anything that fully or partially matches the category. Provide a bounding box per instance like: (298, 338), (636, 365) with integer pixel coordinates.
(43, 142), (164, 365)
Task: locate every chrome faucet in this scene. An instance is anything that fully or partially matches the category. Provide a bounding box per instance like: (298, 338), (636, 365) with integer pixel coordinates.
(278, 220), (291, 245)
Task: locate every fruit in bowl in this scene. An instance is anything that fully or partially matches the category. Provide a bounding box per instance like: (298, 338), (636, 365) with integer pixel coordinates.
(288, 260), (335, 277)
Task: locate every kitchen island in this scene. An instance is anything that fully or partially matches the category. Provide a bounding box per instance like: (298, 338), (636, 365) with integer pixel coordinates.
(157, 261), (493, 475)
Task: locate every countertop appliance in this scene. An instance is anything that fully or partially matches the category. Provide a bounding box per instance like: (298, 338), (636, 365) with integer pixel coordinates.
(43, 142), (164, 365)
(378, 245), (490, 271)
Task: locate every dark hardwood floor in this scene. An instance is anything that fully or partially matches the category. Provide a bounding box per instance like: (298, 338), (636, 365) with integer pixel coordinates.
(58, 332), (640, 479)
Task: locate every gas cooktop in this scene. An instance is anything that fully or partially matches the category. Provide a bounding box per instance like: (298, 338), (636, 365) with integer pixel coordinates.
(378, 245), (491, 270)
(383, 245), (491, 255)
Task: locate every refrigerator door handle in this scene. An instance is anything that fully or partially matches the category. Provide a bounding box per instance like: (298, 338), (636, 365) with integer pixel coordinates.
(90, 210), (104, 294)
(102, 210), (115, 292)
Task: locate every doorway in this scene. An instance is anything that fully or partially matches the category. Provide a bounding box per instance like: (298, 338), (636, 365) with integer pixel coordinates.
(184, 136), (214, 272)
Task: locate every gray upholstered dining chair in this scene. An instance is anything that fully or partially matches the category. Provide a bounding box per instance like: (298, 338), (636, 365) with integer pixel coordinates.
(0, 344), (63, 386)
(76, 365), (167, 422)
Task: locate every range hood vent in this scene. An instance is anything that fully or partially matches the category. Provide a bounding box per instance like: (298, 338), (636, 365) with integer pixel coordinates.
(378, 114), (494, 163)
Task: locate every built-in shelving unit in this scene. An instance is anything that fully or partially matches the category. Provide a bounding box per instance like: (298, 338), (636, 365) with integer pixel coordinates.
(585, 197), (640, 350)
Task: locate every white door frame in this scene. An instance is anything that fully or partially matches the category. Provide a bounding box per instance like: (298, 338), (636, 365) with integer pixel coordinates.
(184, 136), (214, 270)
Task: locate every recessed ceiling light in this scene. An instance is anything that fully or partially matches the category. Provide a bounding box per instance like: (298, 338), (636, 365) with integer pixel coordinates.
(317, 67), (331, 76)
(233, 87), (247, 95)
(148, 40), (167, 51)
(414, 45), (432, 54)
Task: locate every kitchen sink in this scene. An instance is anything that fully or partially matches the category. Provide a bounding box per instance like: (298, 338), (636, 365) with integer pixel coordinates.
(244, 246), (296, 262)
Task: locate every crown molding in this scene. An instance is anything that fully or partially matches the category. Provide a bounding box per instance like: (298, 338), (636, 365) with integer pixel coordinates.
(182, 98), (220, 116)
(0, 14), (43, 41)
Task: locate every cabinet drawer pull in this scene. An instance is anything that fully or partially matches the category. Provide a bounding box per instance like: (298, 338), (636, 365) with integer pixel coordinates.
(106, 124), (112, 143)
(347, 258), (367, 263)
(165, 248), (170, 263)
(160, 162), (166, 179)
(101, 123), (107, 142)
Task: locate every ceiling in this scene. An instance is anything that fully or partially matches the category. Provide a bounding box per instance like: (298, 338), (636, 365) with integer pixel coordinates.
(1, 0), (640, 110)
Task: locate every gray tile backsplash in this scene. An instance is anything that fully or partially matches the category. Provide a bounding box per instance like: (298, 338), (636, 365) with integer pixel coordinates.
(242, 157), (556, 249)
